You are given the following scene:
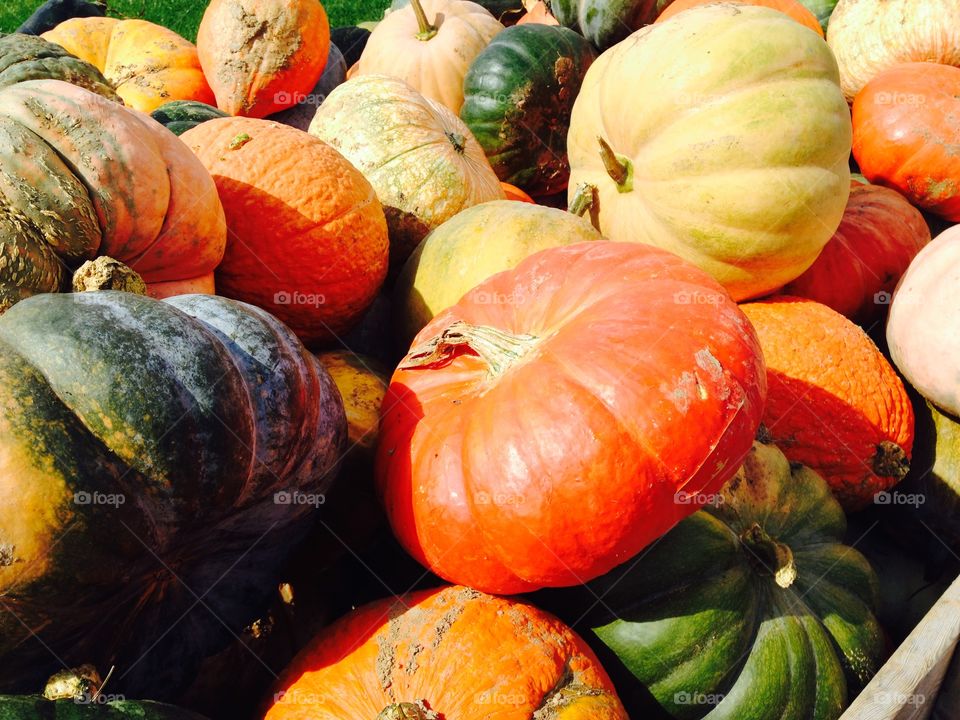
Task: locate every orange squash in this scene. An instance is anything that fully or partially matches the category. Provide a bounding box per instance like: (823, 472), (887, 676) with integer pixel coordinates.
(266, 586), (628, 719)
(197, 0), (330, 118)
(500, 182), (535, 202)
(656, 0), (824, 36)
(181, 117), (389, 346)
(740, 297), (914, 510)
(517, 0), (559, 24)
(42, 17), (214, 113)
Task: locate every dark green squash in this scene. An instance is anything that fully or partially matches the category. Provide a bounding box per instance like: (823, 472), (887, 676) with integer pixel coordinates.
(589, 439), (886, 720)
(0, 697), (209, 719)
(330, 26), (370, 67)
(0, 33), (117, 99)
(548, 0), (671, 50)
(0, 291), (346, 699)
(149, 99), (229, 136)
(460, 24), (596, 196)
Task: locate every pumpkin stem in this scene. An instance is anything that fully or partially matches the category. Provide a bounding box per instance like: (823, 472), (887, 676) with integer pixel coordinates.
(409, 0), (439, 40)
(446, 131), (466, 154)
(377, 700), (440, 720)
(401, 320), (539, 377)
(597, 136), (633, 192)
(873, 441), (910, 481)
(568, 182), (596, 217)
(72, 256), (147, 295)
(43, 665), (103, 701)
(739, 522), (797, 589)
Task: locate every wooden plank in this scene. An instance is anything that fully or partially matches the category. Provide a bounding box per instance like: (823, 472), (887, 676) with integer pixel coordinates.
(842, 574), (960, 720)
(932, 641), (960, 719)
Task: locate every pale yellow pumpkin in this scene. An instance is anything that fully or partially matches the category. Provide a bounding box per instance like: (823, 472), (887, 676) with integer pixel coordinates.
(309, 74), (504, 271)
(827, 0), (960, 103)
(567, 4), (851, 301)
(356, 0), (503, 113)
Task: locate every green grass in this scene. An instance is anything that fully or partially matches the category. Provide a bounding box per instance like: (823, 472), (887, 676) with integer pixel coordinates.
(0, 0), (390, 41)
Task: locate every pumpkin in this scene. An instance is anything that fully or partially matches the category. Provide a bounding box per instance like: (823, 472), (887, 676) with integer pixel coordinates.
(357, 0), (504, 113)
(0, 79), (225, 312)
(782, 182), (930, 323)
(0, 290), (346, 697)
(827, 0), (960, 103)
(377, 241), (766, 594)
(589, 440), (885, 719)
(0, 32), (117, 99)
(0, 697), (208, 719)
(150, 99), (230, 136)
(887, 226), (960, 418)
(460, 23), (595, 197)
(317, 350), (390, 465)
(391, 0), (526, 23)
(393, 199), (602, 346)
(338, 292), (395, 366)
(517, 0), (559, 24)
(268, 42), (347, 131)
(550, 0), (667, 49)
(41, 17), (214, 113)
(852, 63), (960, 221)
(16, 0), (105, 35)
(330, 25), (370, 66)
(567, 4), (851, 301)
(308, 75), (504, 273)
(197, 0), (330, 118)
(181, 116), (389, 346)
(500, 181), (535, 202)
(657, 0), (824, 36)
(797, 0), (837, 31)
(740, 297), (914, 510)
(265, 586), (628, 719)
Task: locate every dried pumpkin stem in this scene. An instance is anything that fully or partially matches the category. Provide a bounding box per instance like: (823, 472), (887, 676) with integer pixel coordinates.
(72, 256), (147, 295)
(377, 700), (440, 720)
(739, 522), (797, 589)
(409, 0), (439, 40)
(568, 182), (596, 217)
(873, 440), (910, 481)
(597, 136), (633, 193)
(401, 320), (539, 377)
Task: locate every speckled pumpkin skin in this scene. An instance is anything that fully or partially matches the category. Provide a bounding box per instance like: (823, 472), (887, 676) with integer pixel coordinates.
(0, 696), (209, 719)
(0, 291), (347, 699)
(0, 32), (118, 99)
(265, 586), (628, 719)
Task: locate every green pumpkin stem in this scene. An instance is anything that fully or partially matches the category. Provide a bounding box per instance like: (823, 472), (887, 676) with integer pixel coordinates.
(597, 136), (633, 193)
(377, 701), (440, 720)
(739, 523), (797, 589)
(401, 320), (539, 377)
(409, 0), (439, 41)
(568, 182), (596, 217)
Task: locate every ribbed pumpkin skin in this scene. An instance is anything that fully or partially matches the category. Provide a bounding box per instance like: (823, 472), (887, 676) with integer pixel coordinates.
(150, 100), (230, 136)
(0, 79), (226, 311)
(182, 116), (389, 346)
(0, 697), (208, 719)
(266, 586), (628, 719)
(783, 183), (930, 323)
(887, 226), (960, 418)
(42, 17), (214, 112)
(377, 242), (766, 594)
(657, 0), (824, 35)
(591, 441), (885, 720)
(741, 297), (914, 510)
(0, 32), (118, 99)
(0, 291), (346, 697)
(567, 5), (851, 301)
(357, 0), (504, 113)
(393, 200), (602, 346)
(853, 63), (960, 221)
(197, 0), (330, 117)
(309, 75), (504, 271)
(827, 0), (960, 102)
(550, 0), (666, 49)
(460, 24), (595, 196)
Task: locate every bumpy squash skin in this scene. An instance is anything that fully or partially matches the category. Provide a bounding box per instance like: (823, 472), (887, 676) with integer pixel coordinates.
(0, 33), (118, 99)
(657, 0), (824, 36)
(460, 24), (595, 196)
(0, 696), (208, 719)
(549, 0), (666, 49)
(150, 100), (230, 136)
(0, 291), (346, 698)
(591, 441), (886, 720)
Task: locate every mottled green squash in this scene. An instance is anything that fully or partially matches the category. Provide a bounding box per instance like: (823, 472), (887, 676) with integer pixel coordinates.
(797, 0), (838, 31)
(0, 33), (118, 99)
(0, 697), (208, 719)
(590, 440), (885, 720)
(461, 24), (595, 196)
(549, 0), (670, 49)
(149, 99), (229, 136)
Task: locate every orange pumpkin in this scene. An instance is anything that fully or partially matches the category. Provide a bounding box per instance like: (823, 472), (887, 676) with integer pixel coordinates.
(782, 182), (930, 323)
(656, 0), (824, 36)
(197, 0), (330, 117)
(181, 117), (389, 346)
(500, 182), (535, 202)
(740, 297), (914, 510)
(42, 17), (214, 113)
(266, 586), (628, 719)
(517, 0), (559, 24)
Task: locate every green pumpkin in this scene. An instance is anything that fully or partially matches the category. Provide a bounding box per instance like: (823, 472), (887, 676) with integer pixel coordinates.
(0, 697), (208, 719)
(797, 0), (838, 31)
(0, 33), (118, 99)
(149, 100), (230, 136)
(548, 0), (669, 49)
(0, 291), (346, 699)
(589, 440), (885, 720)
(460, 24), (596, 197)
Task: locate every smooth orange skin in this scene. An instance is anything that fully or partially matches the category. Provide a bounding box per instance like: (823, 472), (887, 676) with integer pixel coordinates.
(853, 62), (960, 221)
(146, 273), (216, 299)
(500, 182), (535, 203)
(197, 0), (330, 117)
(265, 586), (628, 720)
(377, 242), (766, 594)
(43, 18), (214, 113)
(656, 0), (824, 36)
(782, 182), (930, 323)
(181, 117), (389, 346)
(517, 0), (559, 25)
(740, 297), (914, 510)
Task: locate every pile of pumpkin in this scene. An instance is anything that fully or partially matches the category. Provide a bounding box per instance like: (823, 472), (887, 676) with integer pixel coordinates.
(2, 0), (960, 717)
